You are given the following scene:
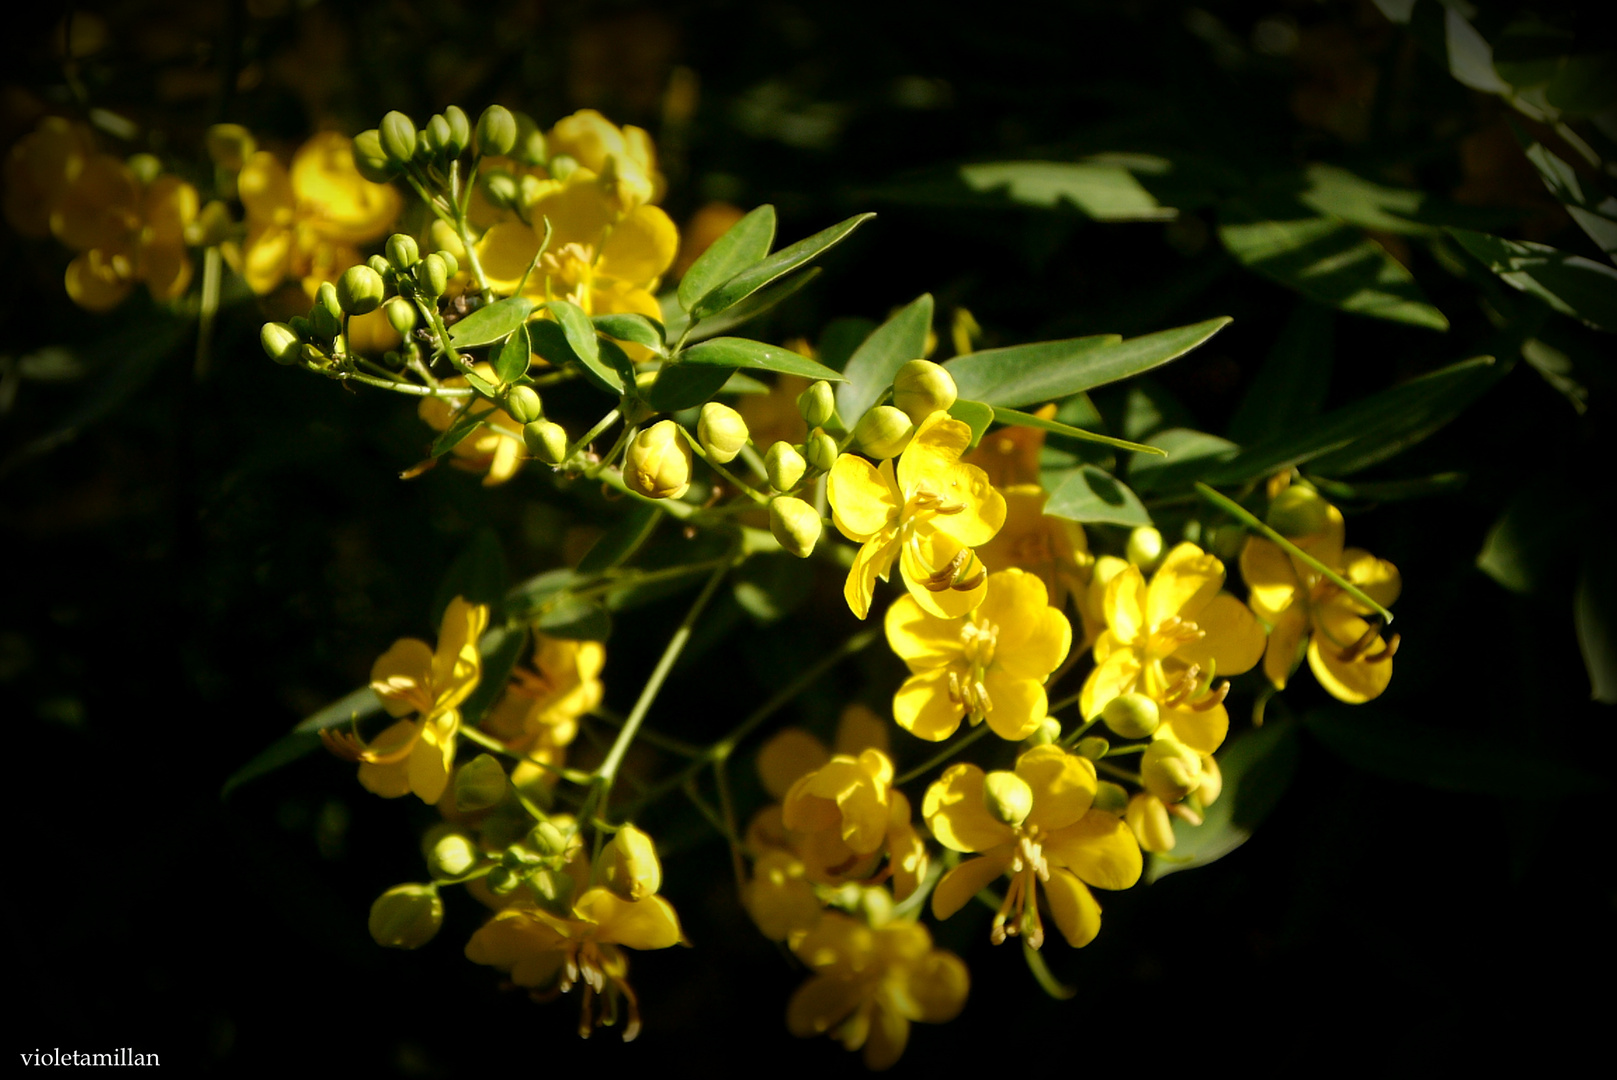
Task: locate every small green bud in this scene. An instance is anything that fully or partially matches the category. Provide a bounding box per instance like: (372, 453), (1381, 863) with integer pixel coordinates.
(804, 428), (838, 472)
(1101, 692), (1161, 740)
(336, 264), (386, 316)
(386, 233), (420, 269)
(351, 129), (394, 184)
(548, 153), (578, 182)
(524, 420), (569, 464)
(511, 112), (546, 165)
(127, 153), (161, 186)
(1076, 735), (1110, 761)
(260, 322), (302, 365)
(436, 249), (459, 279)
(796, 380), (836, 428)
(476, 105), (518, 157)
(764, 441), (806, 492)
(505, 386), (543, 424)
(1141, 738), (1203, 804)
(486, 865), (520, 894)
(519, 174), (544, 208)
(443, 106), (471, 157)
(204, 123), (256, 170)
(1267, 484), (1332, 537)
(368, 884), (442, 949)
(528, 820), (570, 858)
(1024, 716), (1062, 747)
(1126, 526), (1164, 571)
(414, 253), (449, 298)
(853, 405), (915, 459)
(424, 114), (453, 157)
(383, 295), (417, 336)
(1093, 780), (1130, 815)
(624, 420), (692, 499)
(1126, 793), (1176, 853)
(600, 823), (662, 901)
(425, 829), (479, 880)
(299, 344), (326, 366)
(308, 303), (341, 342)
(483, 170), (519, 210)
(379, 111), (418, 164)
(317, 281), (342, 319)
(454, 753), (508, 812)
(1206, 522), (1247, 564)
(288, 315), (313, 338)
(891, 359), (957, 422)
(697, 402), (750, 464)
(769, 496), (822, 558)
(367, 254), (392, 279)
(526, 867), (572, 911)
(983, 770), (1034, 827)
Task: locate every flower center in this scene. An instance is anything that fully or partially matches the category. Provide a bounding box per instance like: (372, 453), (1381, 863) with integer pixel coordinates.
(1144, 614), (1204, 661)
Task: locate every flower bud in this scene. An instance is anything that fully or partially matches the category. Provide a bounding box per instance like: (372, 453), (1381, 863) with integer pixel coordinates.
(317, 281), (342, 319)
(983, 770), (1034, 827)
(769, 496), (822, 558)
(505, 386), (543, 424)
(1093, 780), (1130, 815)
(308, 303), (341, 342)
(299, 344), (326, 366)
(529, 819), (570, 858)
(413, 253), (449, 298)
(764, 441), (806, 492)
(368, 884), (442, 949)
(386, 233), (420, 269)
(260, 322), (302, 365)
(483, 169), (519, 210)
(1126, 526), (1164, 571)
(697, 402), (749, 464)
(804, 428), (838, 473)
(1195, 754), (1222, 807)
(1076, 735), (1110, 761)
(205, 123), (255, 170)
(600, 823), (662, 901)
(337, 264), (386, 316)
(454, 753), (508, 812)
(1267, 484), (1331, 537)
(853, 405), (915, 459)
(1126, 793), (1176, 853)
(436, 249), (459, 279)
(548, 153), (578, 182)
(443, 105), (471, 157)
(1141, 738), (1203, 803)
(486, 865), (520, 894)
(127, 153), (161, 185)
(624, 420), (692, 499)
(422, 114), (453, 157)
(351, 129), (395, 184)
(524, 420), (568, 464)
(1024, 716), (1062, 747)
(379, 111), (418, 164)
(426, 828), (479, 880)
(367, 254), (392, 279)
(476, 105), (518, 157)
(891, 359), (957, 422)
(288, 315), (314, 339)
(796, 380), (836, 428)
(511, 112), (547, 165)
(1101, 692), (1160, 740)
(383, 296), (417, 336)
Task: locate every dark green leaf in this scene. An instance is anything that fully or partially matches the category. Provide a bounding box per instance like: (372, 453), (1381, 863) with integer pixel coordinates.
(683, 268), (822, 344)
(457, 626), (527, 729)
(1228, 301), (1334, 445)
(689, 213), (875, 322)
(597, 338), (639, 387)
(506, 568), (577, 620)
(530, 315), (620, 394)
(592, 313), (665, 352)
(577, 504), (663, 574)
(1129, 428), (1240, 492)
(679, 337), (842, 381)
(991, 405), (1164, 456)
(1511, 123), (1617, 260)
(493, 322), (531, 384)
(957, 160), (1176, 221)
(548, 299), (600, 366)
(536, 595), (613, 640)
(1576, 550), (1617, 704)
(432, 527), (508, 624)
(1044, 466), (1152, 526)
(220, 684), (383, 798)
(1295, 164), (1434, 236)
(946, 399), (994, 447)
(1449, 228), (1617, 331)
(732, 553), (813, 624)
(678, 203), (777, 311)
(1544, 52), (1617, 114)
(1475, 477), (1588, 596)
(644, 362), (734, 412)
(1442, 5), (1509, 93)
(429, 402), (494, 458)
(1306, 472), (1467, 502)
(837, 295), (934, 421)
(448, 297), (534, 347)
(816, 317), (877, 373)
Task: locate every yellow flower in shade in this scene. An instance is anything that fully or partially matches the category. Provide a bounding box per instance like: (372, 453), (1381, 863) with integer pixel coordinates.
(886, 568), (1071, 742)
(925, 745), (1142, 949)
(323, 597), (487, 803)
(4, 117), (96, 239)
(1079, 543), (1267, 755)
(777, 747), (928, 902)
(976, 485), (1094, 613)
(465, 886), (684, 1041)
(1239, 502), (1401, 703)
(827, 411), (1007, 620)
(481, 633), (603, 789)
(418, 364), (525, 486)
(235, 131), (401, 298)
(787, 908), (968, 1071)
(745, 848), (824, 945)
(546, 109), (665, 211)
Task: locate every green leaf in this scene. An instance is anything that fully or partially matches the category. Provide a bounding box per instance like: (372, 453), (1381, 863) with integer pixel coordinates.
(220, 685), (382, 799)
(536, 595), (612, 640)
(592, 313), (665, 352)
(946, 399), (994, 448)
(957, 160), (1177, 221)
(732, 553), (813, 624)
(946, 318), (1230, 407)
(1044, 466), (1152, 526)
(816, 317), (877, 373)
(1296, 164), (1434, 237)
(990, 405), (1164, 456)
(837, 295), (934, 422)
(1511, 123), (1617, 260)
(429, 402), (494, 458)
(678, 337), (843, 381)
(493, 322), (531, 384)
(597, 338), (639, 387)
(577, 504), (663, 574)
(689, 212), (875, 322)
(506, 568), (577, 620)
(1228, 301), (1334, 445)
(678, 203), (777, 311)
(683, 268), (822, 344)
(1128, 428), (1240, 493)
(530, 315), (621, 394)
(1577, 549), (1617, 704)
(448, 297), (534, 347)
(1203, 356), (1502, 483)
(1306, 472), (1467, 502)
(547, 299), (601, 367)
(1449, 229), (1617, 331)
(1442, 5), (1509, 93)
(643, 362), (735, 413)
(1475, 477), (1587, 596)
(456, 625), (527, 730)
(1148, 718), (1300, 881)
(1219, 199), (1449, 330)
(432, 527), (508, 624)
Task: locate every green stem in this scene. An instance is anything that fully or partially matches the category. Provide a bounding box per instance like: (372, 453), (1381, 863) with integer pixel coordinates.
(337, 370), (474, 397)
(566, 408), (622, 463)
(895, 724), (991, 786)
(1095, 760), (1140, 784)
(684, 429), (770, 504)
(713, 759), (749, 899)
(1059, 715), (1100, 748)
(588, 706), (704, 758)
(516, 216), (554, 299)
(194, 246), (222, 379)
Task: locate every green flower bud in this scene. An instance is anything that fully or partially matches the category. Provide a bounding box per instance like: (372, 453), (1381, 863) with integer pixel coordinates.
(1076, 735), (1110, 761)
(853, 405), (915, 459)
(413, 253), (449, 298)
(600, 823), (662, 901)
(205, 123), (256, 170)
(511, 112), (546, 166)
(1126, 526), (1164, 571)
(260, 322), (302, 365)
(1101, 692), (1161, 740)
(796, 380), (836, 428)
(1024, 716), (1062, 747)
(482, 170), (519, 211)
(436, 249), (459, 279)
(764, 440), (806, 492)
(548, 153), (578, 182)
(423, 114), (453, 158)
(983, 770), (1035, 827)
(308, 303), (341, 342)
(1196, 754), (1222, 807)
(697, 402), (750, 464)
(383, 296), (417, 336)
(505, 386), (543, 424)
(454, 753), (508, 812)
(425, 828), (479, 880)
(891, 359), (957, 422)
(524, 420), (568, 464)
(443, 106), (471, 157)
(288, 315), (313, 339)
(379, 111), (418, 164)
(1267, 484), (1332, 537)
(1206, 522), (1247, 564)
(386, 233), (420, 269)
(367, 254), (392, 279)
(1141, 738), (1203, 804)
(769, 496), (822, 558)
(624, 420), (692, 499)
(1126, 793), (1176, 853)
(486, 865), (520, 894)
(1093, 780), (1130, 815)
(368, 884), (442, 949)
(803, 428), (838, 473)
(476, 105), (518, 157)
(519, 174), (545, 208)
(127, 153), (161, 186)
(299, 344), (326, 367)
(350, 129), (394, 184)
(526, 867), (572, 911)
(317, 281), (342, 319)
(336, 264), (386, 316)
(529, 819), (570, 858)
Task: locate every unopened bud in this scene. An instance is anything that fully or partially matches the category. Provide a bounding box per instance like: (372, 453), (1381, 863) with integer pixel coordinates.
(317, 281), (342, 319)
(1076, 735), (1110, 761)
(505, 386), (543, 424)
(483, 169), (519, 210)
(528, 820), (570, 858)
(288, 315), (313, 339)
(804, 428), (838, 472)
(379, 111), (418, 164)
(127, 154), (160, 186)
(1267, 484), (1332, 537)
(386, 233), (420, 269)
(414, 253), (449, 298)
(443, 106), (471, 157)
(764, 441), (806, 492)
(368, 884), (442, 949)
(423, 114), (453, 157)
(983, 770), (1035, 826)
(1126, 526), (1164, 571)
(426, 829), (479, 880)
(308, 303), (341, 342)
(486, 865), (520, 894)
(796, 380), (836, 428)
(260, 322), (302, 365)
(299, 344), (326, 366)
(367, 254), (392, 279)
(600, 823), (662, 901)
(351, 129), (395, 184)
(624, 420), (692, 499)
(524, 420), (568, 464)
(697, 402), (749, 463)
(1141, 738), (1203, 803)
(1126, 793), (1176, 853)
(769, 496), (822, 558)
(436, 249), (459, 279)
(337, 264), (386, 316)
(1101, 693), (1160, 740)
(511, 112), (547, 165)
(205, 123), (255, 170)
(548, 153), (578, 182)
(1093, 780), (1129, 815)
(1195, 754), (1222, 807)
(891, 359), (957, 422)
(383, 296), (417, 336)
(476, 105), (518, 158)
(853, 405), (915, 459)
(526, 867), (571, 909)
(454, 753), (508, 812)
(1025, 716), (1062, 747)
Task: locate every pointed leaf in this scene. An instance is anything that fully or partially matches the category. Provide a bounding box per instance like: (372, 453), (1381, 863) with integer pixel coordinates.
(946, 399), (994, 448)
(456, 625), (527, 730)
(530, 314), (620, 394)
(678, 337), (842, 381)
(1228, 301), (1334, 445)
(837, 294), (934, 422)
(433, 527), (509, 624)
(1128, 428), (1241, 493)
(1044, 466), (1152, 527)
(1449, 229), (1617, 331)
(493, 322), (532, 384)
(537, 595), (612, 640)
(683, 268), (822, 343)
(679, 203), (777, 311)
(577, 504), (663, 574)
(592, 313), (666, 352)
(447, 297), (534, 347)
(430, 402), (494, 458)
(689, 212), (875, 322)
(220, 685), (383, 798)
(1510, 123), (1617, 260)
(547, 299), (600, 366)
(990, 405), (1164, 456)
(957, 160), (1177, 221)
(643, 362), (735, 412)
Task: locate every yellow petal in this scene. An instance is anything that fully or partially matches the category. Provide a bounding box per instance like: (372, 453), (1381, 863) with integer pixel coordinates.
(893, 666), (966, 742)
(930, 853), (1012, 920)
(1079, 647), (1142, 720)
(1044, 810), (1142, 890)
(290, 132), (400, 242)
(900, 531), (984, 619)
(1103, 565), (1147, 645)
(1146, 543), (1224, 628)
(1307, 612), (1393, 703)
(1042, 867), (1103, 947)
(980, 669), (1046, 742)
(1239, 536), (1299, 620)
(597, 204), (677, 284)
(1157, 701), (1228, 755)
(371, 638), (434, 716)
(1174, 592), (1266, 676)
(922, 764), (1013, 853)
(575, 888), (684, 950)
(529, 172), (614, 250)
(238, 150), (295, 226)
(64, 250), (132, 312)
(996, 602), (1071, 683)
(829, 455), (899, 541)
(908, 949), (969, 1022)
(787, 973), (863, 1037)
(758, 728), (830, 800)
(1262, 604), (1309, 690)
(884, 594), (962, 670)
(1344, 548), (1401, 609)
(1016, 745), (1097, 833)
(844, 536), (895, 621)
(477, 221), (542, 292)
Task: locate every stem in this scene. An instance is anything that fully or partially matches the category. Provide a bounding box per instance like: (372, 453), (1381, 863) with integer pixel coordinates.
(895, 724), (991, 786)
(588, 706), (704, 758)
(194, 246), (222, 379)
(684, 429), (770, 504)
(337, 371), (475, 397)
(516, 216), (555, 298)
(713, 759), (749, 899)
(1095, 760), (1141, 784)
(565, 408), (622, 463)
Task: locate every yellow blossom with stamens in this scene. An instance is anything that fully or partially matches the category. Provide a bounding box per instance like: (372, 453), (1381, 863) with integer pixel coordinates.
(976, 484), (1100, 646)
(827, 411), (1006, 620)
(481, 633), (603, 788)
(1240, 501), (1401, 703)
(886, 568), (1071, 742)
(418, 363), (526, 486)
(323, 597), (487, 803)
(924, 744), (1141, 949)
(546, 108), (665, 211)
(777, 747), (927, 902)
(1079, 542), (1267, 755)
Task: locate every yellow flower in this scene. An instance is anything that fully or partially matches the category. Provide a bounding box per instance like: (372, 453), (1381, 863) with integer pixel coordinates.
(787, 909), (968, 1071)
(1240, 502), (1401, 703)
(323, 597), (488, 803)
(546, 108), (665, 211)
(778, 748), (928, 902)
(925, 745), (1142, 949)
(235, 131), (401, 298)
(4, 117), (95, 239)
(886, 568), (1071, 742)
(827, 411), (1007, 620)
(481, 633), (603, 789)
(1079, 542), (1267, 755)
(418, 364), (525, 486)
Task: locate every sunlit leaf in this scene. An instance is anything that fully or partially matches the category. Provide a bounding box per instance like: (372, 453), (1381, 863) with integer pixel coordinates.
(678, 203), (777, 312)
(678, 337), (842, 381)
(683, 268), (822, 344)
(1450, 229), (1617, 331)
(957, 160), (1177, 221)
(688, 213), (875, 322)
(1128, 428), (1240, 492)
(447, 297), (534, 347)
(492, 322), (531, 384)
(946, 399), (994, 448)
(1044, 466), (1152, 527)
(644, 362), (734, 412)
(837, 294), (933, 422)
(592, 313), (666, 352)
